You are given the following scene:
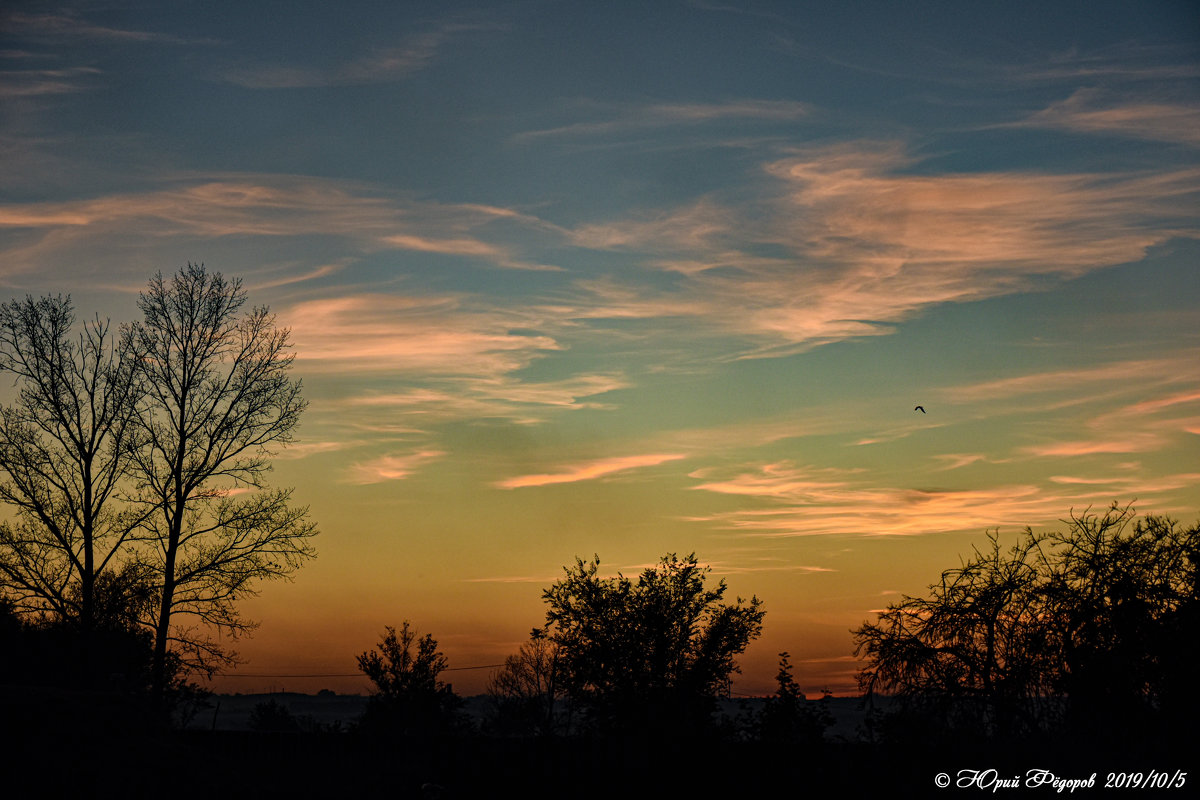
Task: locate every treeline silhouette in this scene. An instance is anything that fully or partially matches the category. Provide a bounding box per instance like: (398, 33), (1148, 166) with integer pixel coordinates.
(8, 506), (1197, 795)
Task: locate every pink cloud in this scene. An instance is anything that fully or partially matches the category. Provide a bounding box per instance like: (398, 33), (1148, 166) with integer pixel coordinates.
(0, 176), (557, 278)
(283, 294), (558, 376)
(1026, 436), (1166, 457)
(561, 141), (1199, 357)
(496, 453), (687, 489)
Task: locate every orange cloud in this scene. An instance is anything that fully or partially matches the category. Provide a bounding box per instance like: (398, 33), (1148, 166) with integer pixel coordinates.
(272, 440), (359, 460)
(1019, 89), (1200, 146)
(496, 453), (688, 489)
(382, 234), (560, 271)
(690, 463), (1087, 537)
(688, 460), (1200, 538)
(942, 356), (1193, 404)
(933, 453), (990, 471)
(1025, 436), (1165, 457)
(344, 450), (446, 484)
(1119, 389), (1200, 416)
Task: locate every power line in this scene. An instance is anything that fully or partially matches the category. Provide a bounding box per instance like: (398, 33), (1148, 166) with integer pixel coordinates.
(218, 673), (363, 678)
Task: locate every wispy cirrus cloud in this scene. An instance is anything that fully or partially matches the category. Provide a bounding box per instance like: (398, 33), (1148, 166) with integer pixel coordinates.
(1025, 436), (1166, 458)
(941, 355), (1198, 405)
(382, 233), (560, 271)
(462, 574), (564, 584)
(272, 440), (360, 460)
(561, 140), (1200, 358)
(690, 471), (1067, 537)
(933, 453), (992, 471)
(936, 356), (1200, 464)
(2, 11), (197, 44)
(340, 373), (628, 425)
(1012, 43), (1200, 84)
(688, 459), (1200, 538)
(244, 260), (354, 291)
(1016, 89), (1200, 146)
(1022, 383), (1200, 461)
(343, 450), (446, 484)
(513, 99), (811, 142)
(282, 294), (558, 376)
(1048, 471), (1200, 495)
(1121, 389), (1200, 417)
(496, 453), (687, 489)
(219, 23), (496, 88)
(0, 175), (557, 276)
(702, 561), (835, 575)
(0, 66), (101, 97)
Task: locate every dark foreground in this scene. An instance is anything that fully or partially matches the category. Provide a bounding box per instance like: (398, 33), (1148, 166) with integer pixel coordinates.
(6, 726), (1194, 798)
(3, 688), (1193, 797)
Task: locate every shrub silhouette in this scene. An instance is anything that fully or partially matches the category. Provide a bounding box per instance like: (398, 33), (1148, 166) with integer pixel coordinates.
(758, 652), (833, 744)
(356, 621), (464, 736)
(248, 698), (301, 732)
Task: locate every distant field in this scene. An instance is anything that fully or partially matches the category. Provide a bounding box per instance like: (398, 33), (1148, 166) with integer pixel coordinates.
(186, 691), (880, 738)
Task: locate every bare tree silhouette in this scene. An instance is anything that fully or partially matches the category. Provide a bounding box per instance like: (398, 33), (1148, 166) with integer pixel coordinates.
(130, 264), (316, 694)
(486, 626), (566, 736)
(0, 295), (147, 680)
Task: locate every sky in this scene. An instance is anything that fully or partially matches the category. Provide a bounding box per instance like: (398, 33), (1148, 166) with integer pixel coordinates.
(1, 0), (1198, 697)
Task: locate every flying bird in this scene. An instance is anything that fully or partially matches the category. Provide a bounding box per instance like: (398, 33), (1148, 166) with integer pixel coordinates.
(914, 405), (925, 413)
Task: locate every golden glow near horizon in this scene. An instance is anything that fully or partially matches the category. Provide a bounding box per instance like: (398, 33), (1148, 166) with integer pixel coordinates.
(1, 1), (1198, 697)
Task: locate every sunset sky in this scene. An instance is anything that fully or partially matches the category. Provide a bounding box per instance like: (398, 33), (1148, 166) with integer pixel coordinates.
(2, 1), (1198, 696)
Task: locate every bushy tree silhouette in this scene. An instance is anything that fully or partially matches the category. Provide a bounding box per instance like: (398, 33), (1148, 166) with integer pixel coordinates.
(356, 621), (464, 736)
(853, 503), (1199, 744)
(543, 552), (764, 737)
